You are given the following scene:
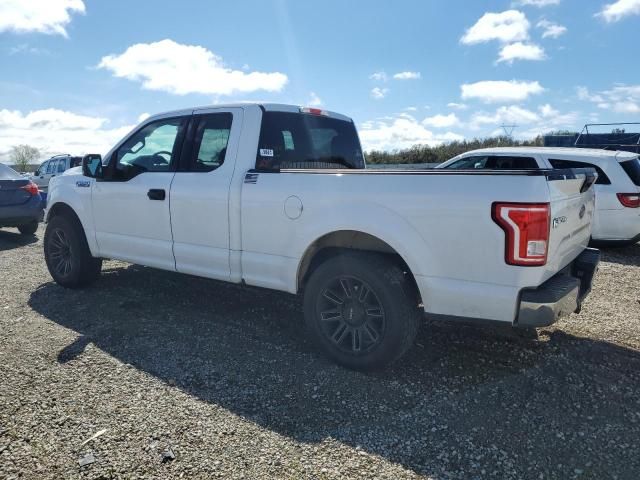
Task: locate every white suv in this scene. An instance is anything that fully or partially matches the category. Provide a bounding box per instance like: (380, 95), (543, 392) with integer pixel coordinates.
(438, 147), (640, 246)
(32, 155), (82, 192)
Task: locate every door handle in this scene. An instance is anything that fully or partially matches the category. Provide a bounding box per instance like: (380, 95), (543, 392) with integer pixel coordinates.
(147, 189), (166, 201)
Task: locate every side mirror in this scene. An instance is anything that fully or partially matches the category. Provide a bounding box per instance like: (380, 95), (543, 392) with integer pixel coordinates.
(82, 154), (103, 179)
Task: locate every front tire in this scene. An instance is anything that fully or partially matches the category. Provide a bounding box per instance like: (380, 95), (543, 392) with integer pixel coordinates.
(17, 220), (38, 236)
(44, 215), (102, 288)
(303, 252), (421, 371)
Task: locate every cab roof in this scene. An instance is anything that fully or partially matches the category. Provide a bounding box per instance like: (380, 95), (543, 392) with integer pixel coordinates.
(145, 102), (353, 124)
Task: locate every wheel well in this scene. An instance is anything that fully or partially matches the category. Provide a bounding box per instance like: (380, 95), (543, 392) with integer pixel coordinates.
(47, 202), (81, 225)
(297, 230), (421, 302)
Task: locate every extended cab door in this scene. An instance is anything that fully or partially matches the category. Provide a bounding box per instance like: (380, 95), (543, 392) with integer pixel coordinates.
(91, 116), (188, 270)
(169, 107), (243, 280)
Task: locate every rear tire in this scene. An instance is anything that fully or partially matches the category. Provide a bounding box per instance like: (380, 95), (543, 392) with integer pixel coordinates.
(303, 252), (421, 371)
(44, 215), (102, 288)
(17, 220), (38, 236)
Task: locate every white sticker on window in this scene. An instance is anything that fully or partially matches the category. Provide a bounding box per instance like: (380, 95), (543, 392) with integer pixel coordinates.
(260, 148), (274, 157)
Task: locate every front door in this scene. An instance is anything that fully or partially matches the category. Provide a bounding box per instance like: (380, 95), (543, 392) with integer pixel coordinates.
(91, 116), (188, 271)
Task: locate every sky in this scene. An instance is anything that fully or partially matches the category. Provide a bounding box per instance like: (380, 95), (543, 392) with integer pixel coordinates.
(1, 0), (640, 162)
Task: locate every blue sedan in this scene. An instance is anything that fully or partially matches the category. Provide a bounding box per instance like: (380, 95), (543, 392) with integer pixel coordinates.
(0, 163), (44, 235)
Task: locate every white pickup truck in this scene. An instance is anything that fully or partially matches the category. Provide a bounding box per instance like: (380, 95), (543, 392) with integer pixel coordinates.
(44, 103), (600, 370)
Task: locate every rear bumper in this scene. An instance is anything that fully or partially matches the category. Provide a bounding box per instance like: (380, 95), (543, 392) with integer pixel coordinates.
(0, 195), (43, 227)
(517, 248), (600, 328)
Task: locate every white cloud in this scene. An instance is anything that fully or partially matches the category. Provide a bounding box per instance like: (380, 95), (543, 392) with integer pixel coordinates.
(404, 106), (418, 112)
(308, 92), (323, 107)
(497, 42), (546, 63)
(359, 114), (463, 151)
(461, 10), (530, 45)
(468, 104), (578, 137)
(597, 0), (640, 22)
(461, 80), (544, 103)
(0, 0), (85, 37)
(422, 113), (461, 129)
(371, 87), (389, 99)
(537, 19), (567, 38)
(369, 71), (388, 82)
(393, 71), (421, 80)
(577, 86), (605, 103)
(447, 102), (468, 110)
(0, 109), (133, 162)
(137, 113), (150, 123)
(514, 0), (560, 6)
(98, 39), (288, 96)
(577, 84), (640, 114)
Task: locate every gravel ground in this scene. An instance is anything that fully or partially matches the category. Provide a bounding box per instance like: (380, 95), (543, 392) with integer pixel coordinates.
(1, 225), (639, 480)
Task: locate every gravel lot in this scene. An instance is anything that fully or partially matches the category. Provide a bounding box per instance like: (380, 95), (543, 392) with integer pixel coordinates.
(1, 225), (639, 480)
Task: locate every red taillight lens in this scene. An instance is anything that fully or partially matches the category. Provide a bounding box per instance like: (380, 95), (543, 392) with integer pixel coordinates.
(617, 193), (640, 208)
(492, 202), (550, 266)
(20, 182), (39, 196)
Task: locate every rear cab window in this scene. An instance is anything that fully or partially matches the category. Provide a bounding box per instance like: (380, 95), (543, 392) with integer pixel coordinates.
(620, 158), (640, 186)
(255, 111), (364, 170)
(445, 155), (538, 169)
(548, 159), (611, 185)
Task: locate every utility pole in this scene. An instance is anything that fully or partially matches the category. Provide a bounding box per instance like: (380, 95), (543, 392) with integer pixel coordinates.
(500, 124), (518, 138)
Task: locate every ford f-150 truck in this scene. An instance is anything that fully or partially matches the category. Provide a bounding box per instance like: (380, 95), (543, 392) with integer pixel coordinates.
(43, 103), (600, 370)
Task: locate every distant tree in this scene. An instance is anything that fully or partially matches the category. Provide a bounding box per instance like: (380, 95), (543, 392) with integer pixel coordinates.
(366, 135), (545, 165)
(10, 144), (40, 172)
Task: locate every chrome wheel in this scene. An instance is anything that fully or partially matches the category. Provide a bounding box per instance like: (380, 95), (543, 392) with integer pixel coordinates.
(316, 275), (386, 355)
(48, 228), (73, 277)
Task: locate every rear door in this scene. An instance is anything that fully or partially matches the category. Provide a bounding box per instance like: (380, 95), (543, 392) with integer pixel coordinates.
(169, 107), (242, 280)
(547, 157), (621, 239)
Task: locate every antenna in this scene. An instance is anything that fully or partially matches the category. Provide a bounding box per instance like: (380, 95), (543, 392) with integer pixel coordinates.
(500, 124), (518, 138)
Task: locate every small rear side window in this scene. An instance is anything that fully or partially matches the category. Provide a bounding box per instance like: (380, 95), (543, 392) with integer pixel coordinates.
(620, 158), (640, 186)
(548, 159), (611, 185)
(256, 111), (364, 170)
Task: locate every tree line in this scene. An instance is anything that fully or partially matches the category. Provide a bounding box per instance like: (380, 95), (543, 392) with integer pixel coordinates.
(366, 135), (545, 165)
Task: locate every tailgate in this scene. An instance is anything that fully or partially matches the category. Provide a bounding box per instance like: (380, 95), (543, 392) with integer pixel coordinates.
(545, 168), (597, 277)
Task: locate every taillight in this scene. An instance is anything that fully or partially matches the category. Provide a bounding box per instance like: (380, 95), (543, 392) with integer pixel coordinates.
(492, 202), (550, 266)
(616, 193), (640, 208)
(20, 182), (39, 196)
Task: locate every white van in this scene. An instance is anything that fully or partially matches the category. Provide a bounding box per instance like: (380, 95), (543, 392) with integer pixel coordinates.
(438, 147), (640, 245)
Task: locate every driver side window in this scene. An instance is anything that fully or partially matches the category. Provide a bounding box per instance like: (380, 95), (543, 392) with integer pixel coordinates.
(114, 117), (185, 180)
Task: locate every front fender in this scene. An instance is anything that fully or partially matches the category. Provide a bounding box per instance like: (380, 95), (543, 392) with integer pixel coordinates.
(46, 176), (98, 256)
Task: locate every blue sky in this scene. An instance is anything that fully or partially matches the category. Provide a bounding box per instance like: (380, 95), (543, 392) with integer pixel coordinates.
(1, 0), (639, 160)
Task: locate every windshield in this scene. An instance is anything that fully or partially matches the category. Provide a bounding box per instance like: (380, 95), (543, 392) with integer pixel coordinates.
(256, 111), (364, 170)
(620, 158), (640, 186)
(0, 163), (21, 180)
